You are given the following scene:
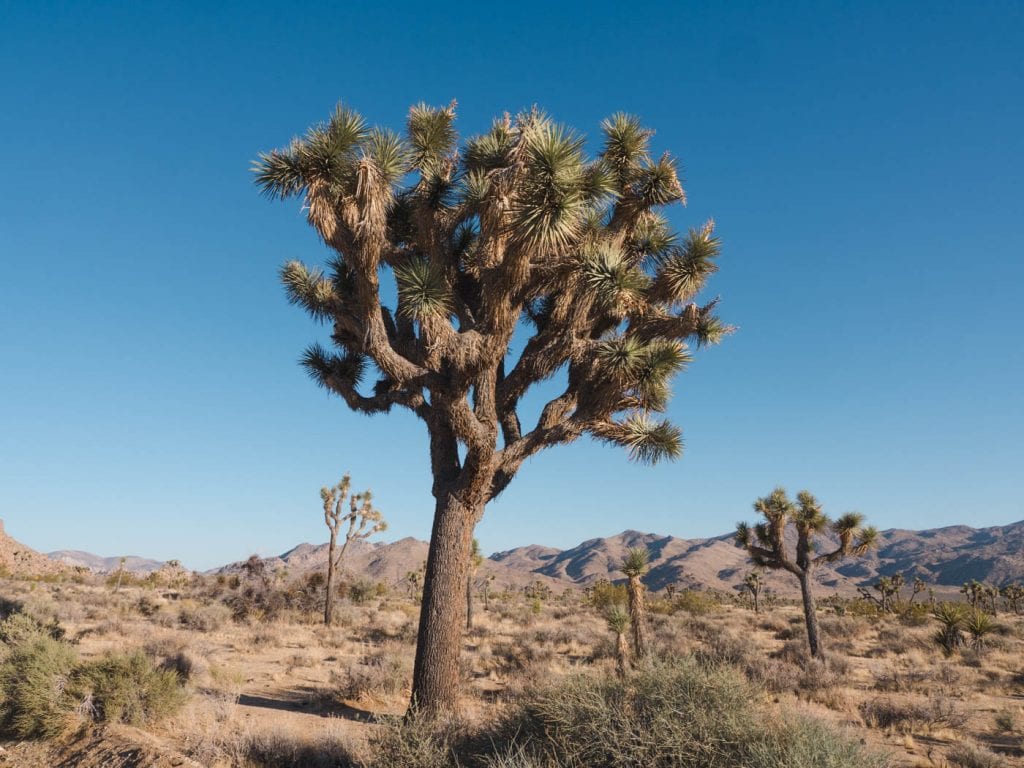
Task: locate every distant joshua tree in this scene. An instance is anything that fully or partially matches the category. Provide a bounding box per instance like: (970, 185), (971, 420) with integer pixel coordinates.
(605, 603), (631, 679)
(1000, 583), (1024, 614)
(467, 538), (483, 629)
(736, 487), (877, 660)
(321, 474), (387, 625)
(909, 576), (927, 605)
(961, 580), (986, 611)
(113, 557), (127, 593)
(742, 571), (764, 613)
(621, 547), (650, 659)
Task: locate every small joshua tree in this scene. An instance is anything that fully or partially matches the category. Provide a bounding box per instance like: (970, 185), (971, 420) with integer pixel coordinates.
(321, 474), (387, 625)
(872, 576), (900, 612)
(742, 571), (764, 613)
(735, 487), (877, 660)
(605, 603), (631, 679)
(467, 538), (483, 629)
(621, 547), (650, 659)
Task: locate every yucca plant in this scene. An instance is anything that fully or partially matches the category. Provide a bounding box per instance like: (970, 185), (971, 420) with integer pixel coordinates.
(932, 602), (968, 655)
(256, 102), (730, 713)
(321, 475), (386, 626)
(620, 547), (650, 658)
(964, 609), (997, 651)
(605, 603), (631, 679)
(735, 488), (878, 659)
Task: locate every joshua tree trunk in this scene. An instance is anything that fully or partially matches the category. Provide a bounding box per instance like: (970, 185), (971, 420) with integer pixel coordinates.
(753, 589), (760, 613)
(626, 574), (648, 659)
(615, 631), (630, 679)
(411, 491), (479, 713)
(466, 572), (474, 630)
(324, 529), (338, 625)
(798, 571), (823, 659)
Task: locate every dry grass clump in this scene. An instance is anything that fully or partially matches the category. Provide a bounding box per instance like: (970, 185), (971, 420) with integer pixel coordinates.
(945, 741), (1006, 768)
(859, 695), (967, 733)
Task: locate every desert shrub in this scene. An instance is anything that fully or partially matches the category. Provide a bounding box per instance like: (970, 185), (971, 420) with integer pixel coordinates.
(231, 723), (359, 768)
(336, 644), (411, 701)
(994, 708), (1017, 733)
(179, 601), (231, 632)
(370, 714), (463, 768)
(859, 696), (966, 733)
(584, 579), (629, 611)
(898, 603), (931, 626)
(946, 742), (1004, 768)
(0, 635), (78, 739)
(462, 657), (887, 768)
(73, 650), (187, 725)
(671, 589), (721, 616)
(0, 602), (65, 644)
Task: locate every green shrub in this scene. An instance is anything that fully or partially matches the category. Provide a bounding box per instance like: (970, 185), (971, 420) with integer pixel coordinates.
(73, 650), (187, 725)
(0, 635), (78, 739)
(458, 657), (887, 768)
(671, 589), (721, 616)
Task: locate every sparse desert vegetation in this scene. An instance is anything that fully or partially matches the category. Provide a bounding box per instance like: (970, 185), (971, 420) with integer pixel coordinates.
(2, 557), (1022, 766)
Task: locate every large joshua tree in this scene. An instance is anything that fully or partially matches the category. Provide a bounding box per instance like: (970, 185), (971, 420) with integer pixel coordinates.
(255, 101), (729, 713)
(735, 488), (877, 659)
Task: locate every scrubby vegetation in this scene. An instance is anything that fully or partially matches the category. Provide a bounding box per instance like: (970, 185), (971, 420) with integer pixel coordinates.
(2, 563), (1023, 766)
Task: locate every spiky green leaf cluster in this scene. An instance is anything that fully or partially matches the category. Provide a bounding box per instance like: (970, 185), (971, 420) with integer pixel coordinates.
(597, 414), (683, 465)
(394, 258), (453, 320)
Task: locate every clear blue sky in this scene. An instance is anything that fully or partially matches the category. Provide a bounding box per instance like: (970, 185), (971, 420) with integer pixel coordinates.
(1, 1), (1021, 570)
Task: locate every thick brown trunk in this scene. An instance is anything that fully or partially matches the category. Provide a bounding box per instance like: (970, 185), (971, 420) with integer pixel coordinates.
(324, 530), (337, 626)
(799, 570), (823, 659)
(627, 574), (647, 659)
(410, 492), (478, 714)
(466, 572), (474, 630)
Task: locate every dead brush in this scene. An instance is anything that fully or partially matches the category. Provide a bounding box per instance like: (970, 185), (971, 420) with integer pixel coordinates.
(859, 695), (967, 733)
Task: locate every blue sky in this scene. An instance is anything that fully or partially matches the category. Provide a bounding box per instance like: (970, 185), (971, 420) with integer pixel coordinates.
(1, 1), (1021, 570)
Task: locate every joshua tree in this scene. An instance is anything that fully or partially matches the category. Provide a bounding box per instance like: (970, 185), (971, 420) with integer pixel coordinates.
(742, 571), (764, 613)
(908, 576), (927, 605)
(735, 488), (877, 660)
(405, 566), (424, 600)
(477, 572), (496, 612)
(1000, 583), (1024, 614)
(255, 102), (729, 713)
(605, 603), (631, 679)
(321, 474), (387, 625)
(872, 576), (901, 612)
(466, 538), (483, 629)
(113, 557), (127, 593)
(621, 547), (650, 658)
(961, 580), (986, 610)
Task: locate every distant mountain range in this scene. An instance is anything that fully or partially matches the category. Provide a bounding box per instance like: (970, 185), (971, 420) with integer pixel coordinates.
(46, 551), (166, 574)
(211, 519), (1024, 596)
(2, 516), (1022, 595)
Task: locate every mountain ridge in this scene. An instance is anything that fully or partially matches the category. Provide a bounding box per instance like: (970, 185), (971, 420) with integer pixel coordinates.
(5, 517), (1021, 595)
